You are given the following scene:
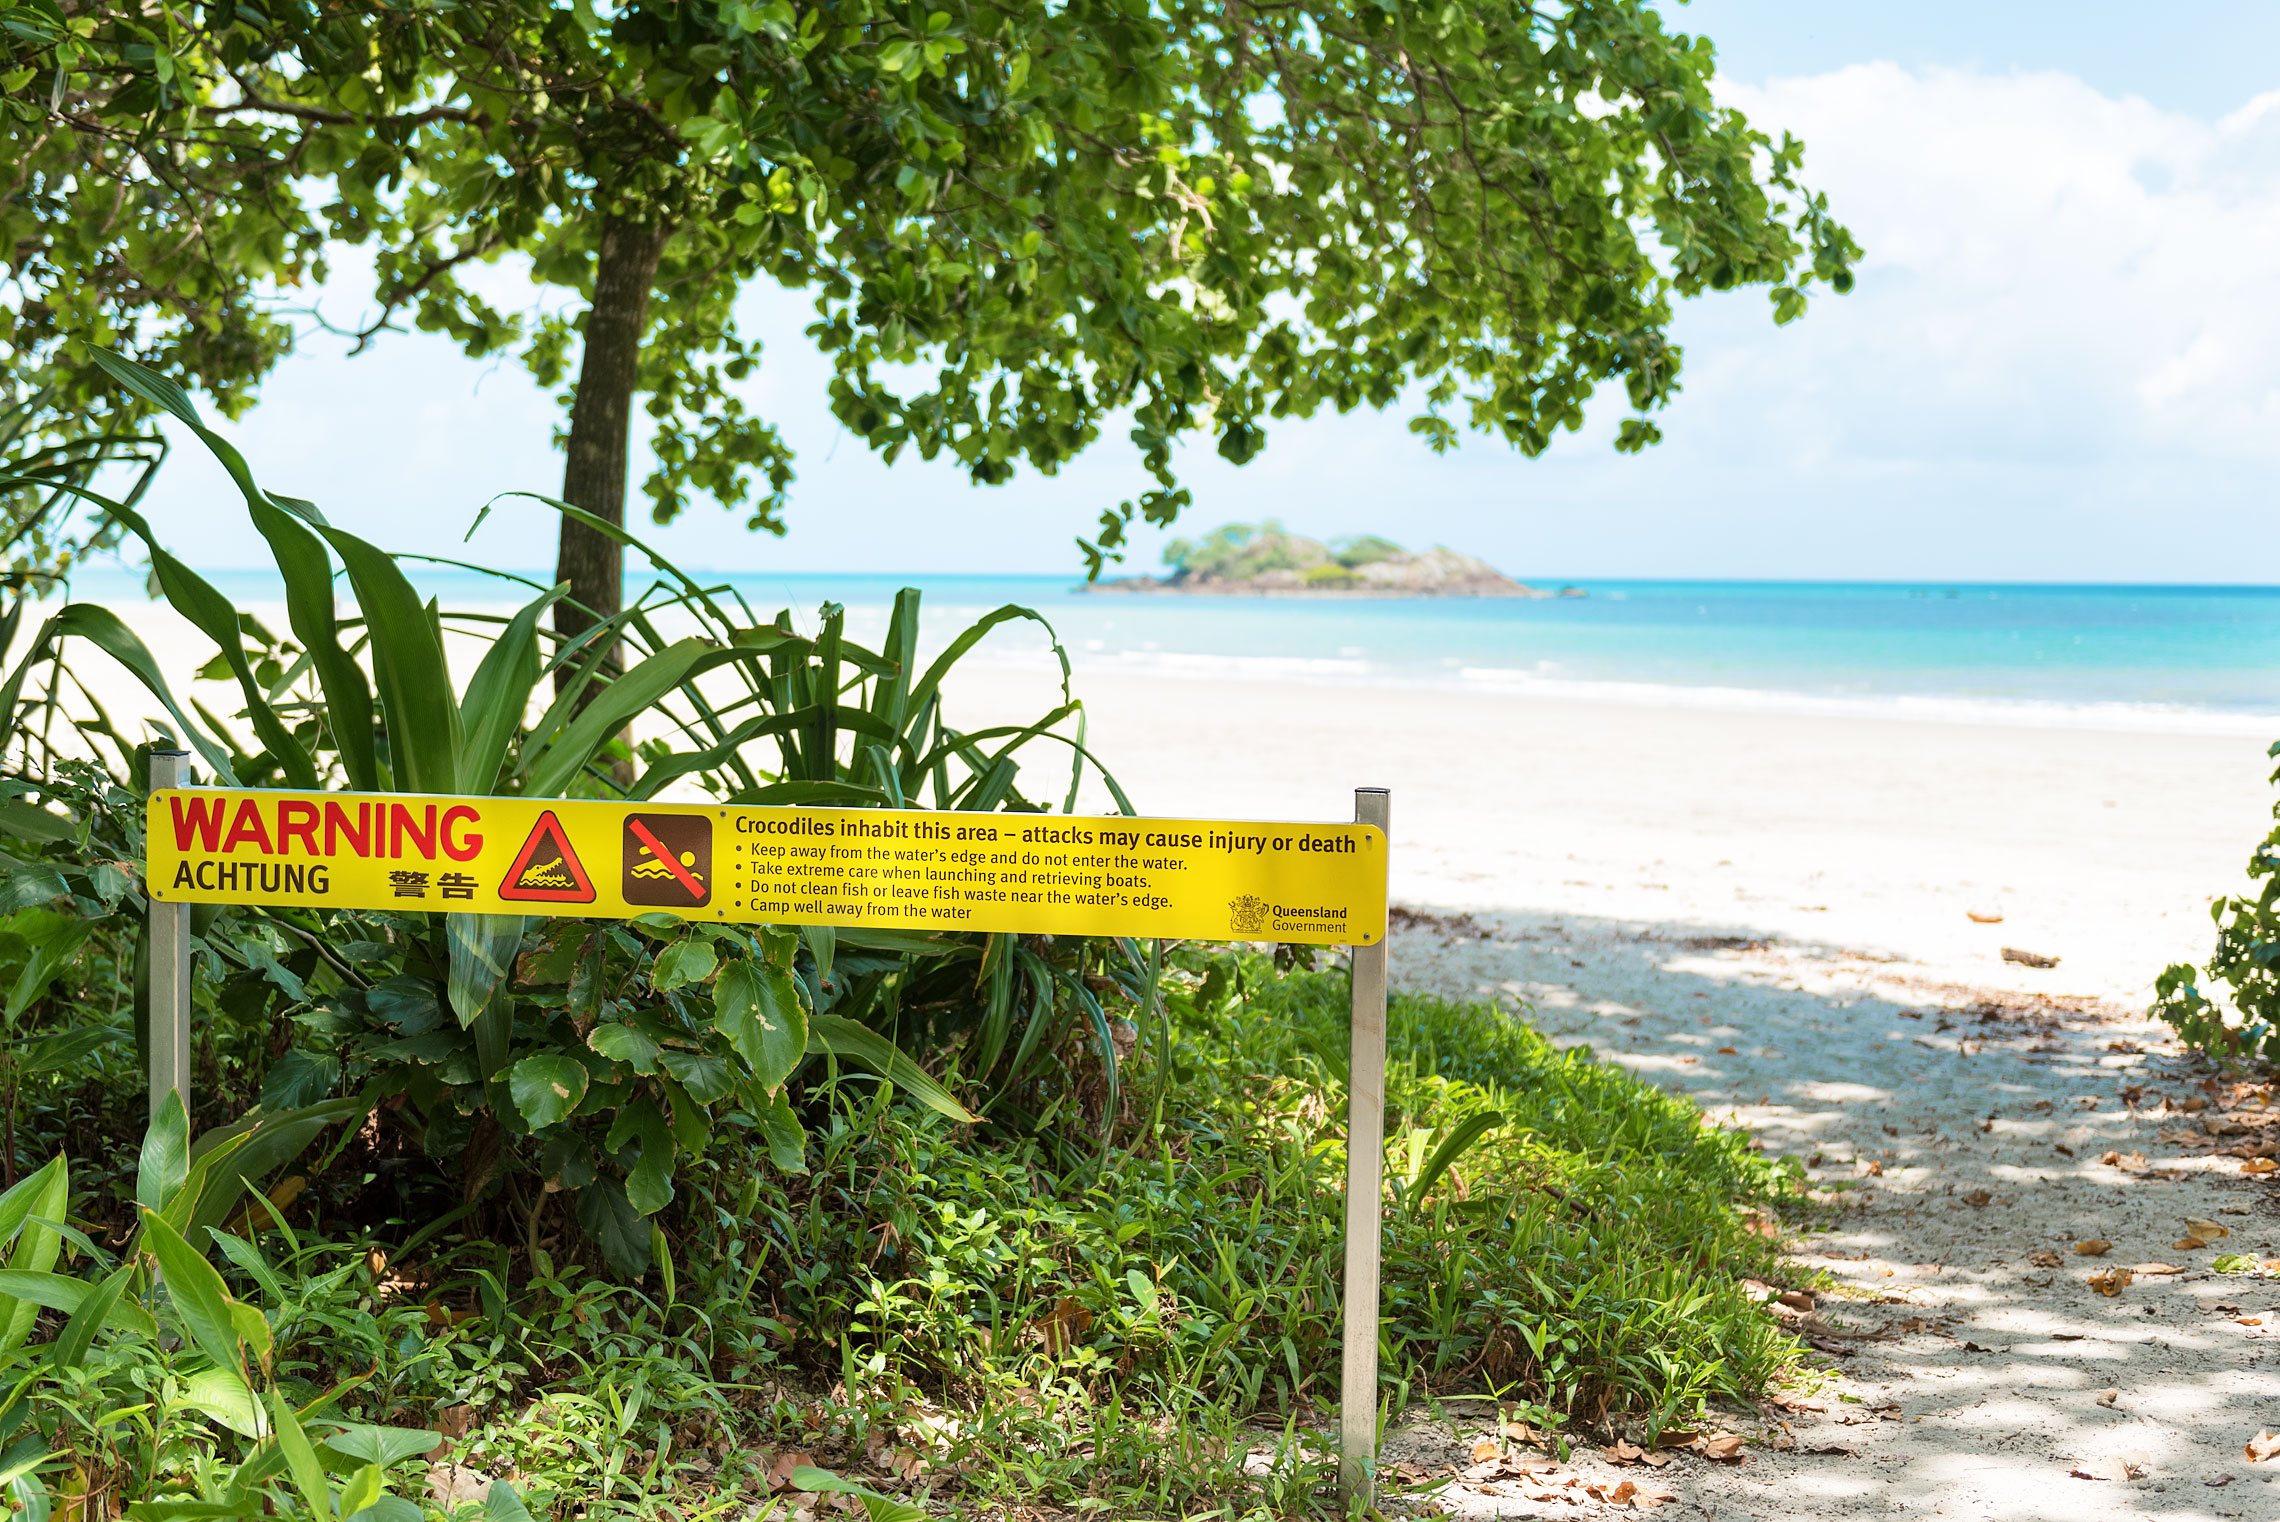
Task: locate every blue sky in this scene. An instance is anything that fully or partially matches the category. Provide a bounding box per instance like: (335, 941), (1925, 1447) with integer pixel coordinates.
(125, 2), (2280, 583)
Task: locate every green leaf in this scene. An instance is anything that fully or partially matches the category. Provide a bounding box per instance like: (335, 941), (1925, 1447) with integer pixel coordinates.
(756, 1086), (807, 1173)
(507, 1054), (590, 1130)
(714, 960), (807, 1093)
(807, 1015), (976, 1124)
(447, 913), (526, 1028)
(137, 1092), (190, 1213)
(588, 1021), (661, 1073)
(1405, 1112), (1503, 1215)
(257, 1049), (339, 1110)
(0, 1268), (93, 1316)
(248, 491), (380, 790)
(657, 1049), (731, 1103)
(523, 640), (757, 797)
(140, 1207), (244, 1373)
(606, 1099), (676, 1215)
(181, 1366), (264, 1439)
(3, 918), (92, 1022)
(52, 1263), (130, 1369)
(0, 1156), (67, 1350)
(802, 925), (835, 990)
(33, 424), (318, 789)
(186, 1097), (364, 1241)
(573, 1178), (650, 1276)
(314, 519), (463, 795)
(0, 1155), (64, 1250)
(650, 938), (718, 991)
(38, 605), (238, 783)
(207, 1228), (286, 1307)
(457, 588), (563, 794)
(786, 1468), (927, 1522)
(25, 1022), (121, 1074)
(268, 1388), (332, 1516)
(345, 1496), (422, 1522)
(321, 1424), (445, 1467)
(483, 1482), (535, 1522)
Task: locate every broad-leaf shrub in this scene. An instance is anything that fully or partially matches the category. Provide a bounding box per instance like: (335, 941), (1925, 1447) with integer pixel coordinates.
(2157, 739), (2280, 1065)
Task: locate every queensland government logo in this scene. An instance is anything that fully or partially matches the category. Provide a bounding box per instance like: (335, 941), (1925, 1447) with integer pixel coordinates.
(1228, 894), (1269, 935)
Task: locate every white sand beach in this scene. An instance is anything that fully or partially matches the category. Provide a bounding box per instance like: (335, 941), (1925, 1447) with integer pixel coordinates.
(951, 663), (2272, 1005)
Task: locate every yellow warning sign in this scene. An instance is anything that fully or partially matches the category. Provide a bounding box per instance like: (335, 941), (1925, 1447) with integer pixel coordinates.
(146, 790), (1387, 944)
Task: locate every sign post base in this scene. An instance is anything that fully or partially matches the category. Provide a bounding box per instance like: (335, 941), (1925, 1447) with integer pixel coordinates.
(1340, 787), (1391, 1507)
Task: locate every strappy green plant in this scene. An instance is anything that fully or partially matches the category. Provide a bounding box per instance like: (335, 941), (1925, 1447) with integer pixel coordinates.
(0, 353), (1151, 1272)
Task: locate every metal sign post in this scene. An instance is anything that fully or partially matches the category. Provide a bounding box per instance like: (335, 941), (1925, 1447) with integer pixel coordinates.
(147, 749), (193, 1122)
(1341, 787), (1390, 1506)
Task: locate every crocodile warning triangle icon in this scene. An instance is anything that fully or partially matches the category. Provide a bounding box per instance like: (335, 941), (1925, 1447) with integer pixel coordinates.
(498, 811), (595, 903)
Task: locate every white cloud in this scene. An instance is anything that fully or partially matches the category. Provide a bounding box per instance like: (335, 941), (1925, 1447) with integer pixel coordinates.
(1713, 65), (2280, 464)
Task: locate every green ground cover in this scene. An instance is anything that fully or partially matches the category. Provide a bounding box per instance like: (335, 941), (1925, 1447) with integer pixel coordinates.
(9, 946), (1804, 1519)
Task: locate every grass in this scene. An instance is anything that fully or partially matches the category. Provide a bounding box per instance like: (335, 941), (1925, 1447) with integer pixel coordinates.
(57, 949), (1805, 1518)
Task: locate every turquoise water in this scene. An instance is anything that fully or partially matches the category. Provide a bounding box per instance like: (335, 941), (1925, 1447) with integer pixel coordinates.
(57, 569), (2280, 734)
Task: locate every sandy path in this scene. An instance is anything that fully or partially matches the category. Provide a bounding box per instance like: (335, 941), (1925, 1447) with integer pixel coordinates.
(941, 669), (2280, 1518)
(1391, 916), (2280, 1519)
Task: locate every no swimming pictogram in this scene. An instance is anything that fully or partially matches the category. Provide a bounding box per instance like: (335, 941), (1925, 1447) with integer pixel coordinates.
(499, 811), (596, 903)
(622, 813), (711, 908)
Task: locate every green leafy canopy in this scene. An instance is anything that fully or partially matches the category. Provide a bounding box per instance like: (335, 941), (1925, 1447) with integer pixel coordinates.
(4, 0), (1855, 571)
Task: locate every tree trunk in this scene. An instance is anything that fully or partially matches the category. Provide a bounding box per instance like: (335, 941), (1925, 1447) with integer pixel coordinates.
(555, 215), (669, 689)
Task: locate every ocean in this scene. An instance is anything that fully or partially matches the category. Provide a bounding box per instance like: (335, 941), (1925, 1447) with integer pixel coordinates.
(56, 570), (2280, 737)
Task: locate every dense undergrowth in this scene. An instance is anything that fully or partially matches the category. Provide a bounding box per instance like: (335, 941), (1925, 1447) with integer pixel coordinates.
(18, 951), (1804, 1518)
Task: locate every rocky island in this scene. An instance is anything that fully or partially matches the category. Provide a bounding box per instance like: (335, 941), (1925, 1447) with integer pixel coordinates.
(1086, 520), (1577, 598)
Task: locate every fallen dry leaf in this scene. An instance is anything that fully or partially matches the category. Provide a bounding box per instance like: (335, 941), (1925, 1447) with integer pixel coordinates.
(1967, 910), (2004, 923)
(2244, 1157), (2279, 1175)
(2071, 1453), (2148, 1482)
(2134, 1262), (2184, 1276)
(2075, 1240), (2113, 1256)
(1860, 1159), (1884, 1177)
(2241, 1318), (2265, 1327)
(1695, 1434), (1748, 1462)
(2248, 1432), (2280, 1463)
(425, 1402), (479, 1460)
(1035, 1295), (1093, 1355)
(765, 1451), (818, 1492)
(1604, 1440), (1649, 1467)
(1715, 1045), (1738, 1054)
(2088, 1267), (2133, 1296)
(2028, 1249), (2063, 1268)
(1777, 1289), (1815, 1312)
(2097, 1389), (2119, 1408)
(2177, 1238), (2213, 1251)
(1470, 1438), (1504, 1465)
(2187, 1217), (2232, 1241)
(2002, 946), (2059, 968)
(1962, 1188), (1992, 1207)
